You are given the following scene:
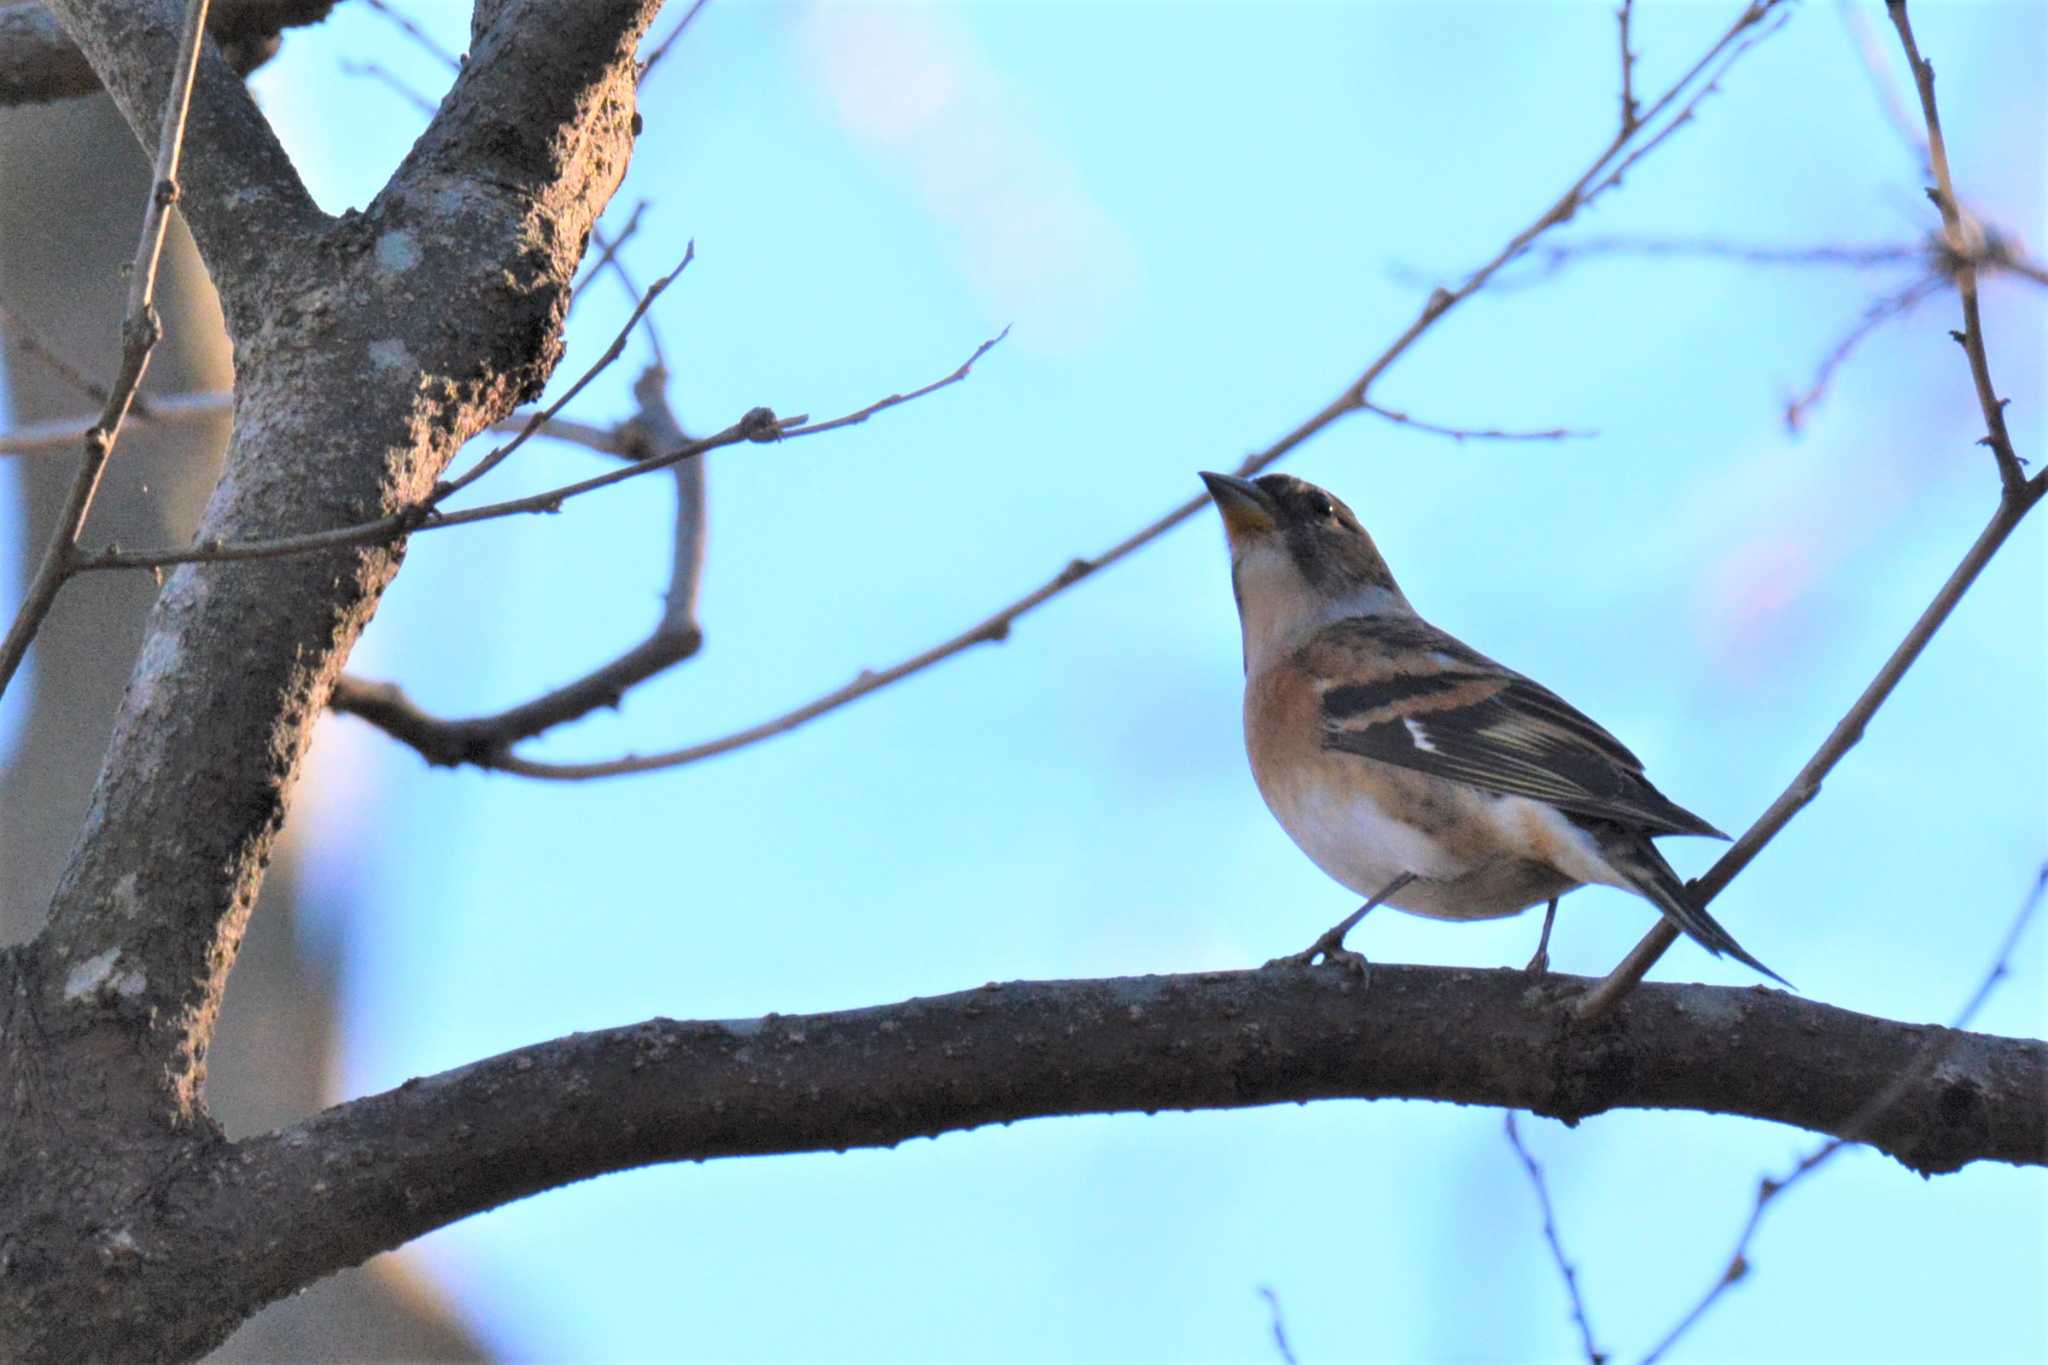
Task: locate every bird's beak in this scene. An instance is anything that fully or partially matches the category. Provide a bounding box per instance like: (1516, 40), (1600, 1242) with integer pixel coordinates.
(1199, 471), (1278, 541)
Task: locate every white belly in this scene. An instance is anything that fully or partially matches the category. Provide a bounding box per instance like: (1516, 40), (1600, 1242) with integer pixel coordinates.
(1254, 756), (1599, 922)
(1276, 782), (1468, 896)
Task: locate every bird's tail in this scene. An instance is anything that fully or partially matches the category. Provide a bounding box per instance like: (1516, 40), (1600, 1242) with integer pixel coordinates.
(1595, 828), (1791, 987)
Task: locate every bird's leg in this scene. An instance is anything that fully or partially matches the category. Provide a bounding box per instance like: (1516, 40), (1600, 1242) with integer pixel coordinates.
(1266, 873), (1416, 978)
(1524, 897), (1559, 975)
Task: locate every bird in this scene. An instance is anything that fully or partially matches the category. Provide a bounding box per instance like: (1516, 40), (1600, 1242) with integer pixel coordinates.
(1198, 469), (1784, 984)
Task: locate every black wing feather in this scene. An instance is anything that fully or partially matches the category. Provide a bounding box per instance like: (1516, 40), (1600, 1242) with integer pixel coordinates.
(1318, 638), (1724, 839)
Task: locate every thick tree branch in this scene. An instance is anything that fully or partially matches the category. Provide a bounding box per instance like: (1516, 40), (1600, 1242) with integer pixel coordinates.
(118, 967), (2039, 1359)
(1640, 861), (2048, 1362)
(2, 4), (663, 1355)
(0, 0), (330, 105)
(31, 0), (661, 1099)
(44, 0), (324, 301)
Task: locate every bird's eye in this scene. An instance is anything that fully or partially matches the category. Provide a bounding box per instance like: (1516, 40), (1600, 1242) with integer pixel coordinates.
(1312, 498), (1336, 520)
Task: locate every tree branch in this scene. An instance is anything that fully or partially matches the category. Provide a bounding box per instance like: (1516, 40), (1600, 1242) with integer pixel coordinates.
(44, 0), (324, 301)
(1581, 0), (2047, 1015)
(0, 0), (212, 701)
(1578, 477), (2046, 1019)
(1639, 861), (2047, 1363)
(1886, 0), (2025, 491)
(0, 0), (331, 106)
(330, 366), (709, 766)
(123, 967), (2040, 1359)
(65, 322), (1000, 576)
(1506, 1112), (1606, 1365)
(451, 0), (1793, 782)
(27, 0), (663, 1120)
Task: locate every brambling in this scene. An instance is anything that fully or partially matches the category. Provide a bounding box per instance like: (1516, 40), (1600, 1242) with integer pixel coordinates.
(1199, 470), (1783, 983)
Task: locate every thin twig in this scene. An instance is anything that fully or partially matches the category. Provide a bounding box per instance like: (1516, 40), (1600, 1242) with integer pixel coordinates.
(1783, 273), (1944, 431)
(639, 0), (712, 85)
(0, 302), (115, 407)
(0, 390), (231, 455)
(1837, 0), (1930, 171)
(1887, 0), (2023, 490)
(439, 242), (692, 498)
(362, 0), (460, 73)
(0, 0), (213, 702)
(587, 215), (668, 372)
(1639, 862), (2048, 1364)
(1616, 0), (1639, 135)
(338, 58), (438, 117)
(574, 201), (649, 299)
(331, 366), (710, 765)
(73, 329), (1002, 575)
(467, 0), (1792, 782)
(1532, 236), (1920, 275)
(1577, 476), (2046, 1018)
(1361, 402), (1592, 444)
(1580, 0), (2046, 1016)
(75, 408), (772, 574)
(486, 411), (632, 456)
(1504, 1113), (1606, 1365)
(1256, 1287), (1300, 1365)
(1583, 8), (1793, 209)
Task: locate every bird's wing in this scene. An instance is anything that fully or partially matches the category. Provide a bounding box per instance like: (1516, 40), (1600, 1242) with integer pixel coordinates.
(1306, 616), (1726, 838)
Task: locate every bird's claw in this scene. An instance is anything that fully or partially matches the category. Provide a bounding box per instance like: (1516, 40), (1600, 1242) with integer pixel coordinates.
(1523, 948), (1550, 976)
(1265, 934), (1372, 982)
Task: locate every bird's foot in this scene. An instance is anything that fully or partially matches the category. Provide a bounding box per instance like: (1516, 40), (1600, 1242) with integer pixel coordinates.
(1523, 948), (1550, 976)
(1265, 930), (1371, 982)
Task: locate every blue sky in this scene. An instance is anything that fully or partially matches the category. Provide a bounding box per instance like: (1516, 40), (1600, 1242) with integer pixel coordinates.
(35, 2), (2047, 1360)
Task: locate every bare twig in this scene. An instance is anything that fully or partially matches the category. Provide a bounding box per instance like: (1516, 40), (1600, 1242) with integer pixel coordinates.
(362, 0), (460, 72)
(1580, 0), (2047, 1016)
(1583, 8), (1792, 208)
(570, 200), (651, 310)
(1640, 862), (2048, 1364)
(639, 0), (711, 85)
(477, 1), (1791, 782)
(1838, 0), (1930, 170)
(439, 241), (691, 499)
(1578, 476), (2045, 1018)
(0, 0), (213, 701)
(1783, 273), (1944, 431)
(338, 58), (437, 117)
(1531, 235), (1920, 275)
(76, 407), (773, 574)
(1257, 1287), (1300, 1365)
(0, 301), (114, 406)
(1887, 0), (2024, 490)
(486, 410), (632, 456)
(1616, 0), (1638, 134)
(1504, 1113), (1606, 1365)
(73, 329), (1001, 576)
(0, 389), (231, 455)
(767, 325), (1008, 439)
(332, 365), (709, 765)
(1362, 401), (1592, 444)
(586, 214), (668, 372)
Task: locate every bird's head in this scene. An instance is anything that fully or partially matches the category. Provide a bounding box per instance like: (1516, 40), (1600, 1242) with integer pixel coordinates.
(1199, 471), (1409, 665)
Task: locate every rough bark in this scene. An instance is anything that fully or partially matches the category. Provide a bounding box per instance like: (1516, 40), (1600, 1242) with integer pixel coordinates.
(0, 0), (658, 1358)
(7, 961), (2046, 1359)
(0, 2), (2039, 1361)
(0, 88), (481, 1362)
(0, 0), (333, 106)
